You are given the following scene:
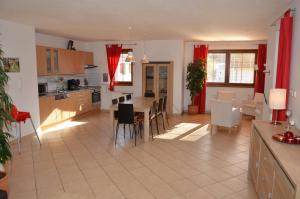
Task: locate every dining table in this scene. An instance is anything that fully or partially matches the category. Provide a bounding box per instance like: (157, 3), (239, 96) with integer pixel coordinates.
(109, 97), (155, 142)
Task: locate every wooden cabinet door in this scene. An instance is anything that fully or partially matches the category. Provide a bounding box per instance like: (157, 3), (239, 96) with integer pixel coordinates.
(36, 46), (48, 76)
(74, 51), (85, 74)
(84, 52), (94, 65)
(39, 96), (56, 126)
(272, 163), (295, 199)
(55, 98), (72, 121)
(77, 90), (92, 114)
(249, 129), (261, 190)
(58, 49), (74, 75)
(257, 143), (275, 199)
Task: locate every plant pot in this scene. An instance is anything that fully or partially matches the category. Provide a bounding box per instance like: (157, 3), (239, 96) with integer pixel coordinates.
(188, 105), (199, 114)
(0, 172), (8, 192)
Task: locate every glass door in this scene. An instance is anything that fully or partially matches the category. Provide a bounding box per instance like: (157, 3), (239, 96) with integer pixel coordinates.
(143, 64), (156, 97)
(157, 64), (169, 99)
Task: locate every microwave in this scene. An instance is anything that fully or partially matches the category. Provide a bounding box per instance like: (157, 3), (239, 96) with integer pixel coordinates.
(38, 83), (48, 96)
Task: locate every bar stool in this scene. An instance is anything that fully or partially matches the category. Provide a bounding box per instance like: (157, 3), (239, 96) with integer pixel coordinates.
(11, 105), (41, 153)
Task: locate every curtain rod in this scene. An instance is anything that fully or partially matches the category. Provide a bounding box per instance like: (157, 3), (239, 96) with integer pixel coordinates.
(106, 43), (137, 46)
(270, 8), (296, 27)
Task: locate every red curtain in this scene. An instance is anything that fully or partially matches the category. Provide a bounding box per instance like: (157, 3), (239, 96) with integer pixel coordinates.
(272, 10), (293, 121)
(254, 44), (267, 93)
(193, 45), (208, 113)
(106, 44), (122, 91)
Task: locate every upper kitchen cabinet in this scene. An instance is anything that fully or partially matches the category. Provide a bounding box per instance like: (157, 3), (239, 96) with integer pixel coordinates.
(36, 45), (94, 76)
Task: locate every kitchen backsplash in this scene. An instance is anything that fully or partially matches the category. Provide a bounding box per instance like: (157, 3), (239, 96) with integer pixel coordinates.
(38, 75), (86, 92)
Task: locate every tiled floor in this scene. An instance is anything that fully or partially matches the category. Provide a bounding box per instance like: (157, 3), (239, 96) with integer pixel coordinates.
(7, 110), (258, 199)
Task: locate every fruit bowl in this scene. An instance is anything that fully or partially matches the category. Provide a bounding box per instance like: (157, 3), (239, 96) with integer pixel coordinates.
(272, 132), (300, 144)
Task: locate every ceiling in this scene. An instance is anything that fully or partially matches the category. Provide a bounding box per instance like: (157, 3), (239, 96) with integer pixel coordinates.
(0, 0), (293, 41)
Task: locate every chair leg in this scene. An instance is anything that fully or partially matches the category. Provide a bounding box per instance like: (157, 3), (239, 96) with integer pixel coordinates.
(123, 124), (126, 139)
(139, 124), (143, 138)
(134, 125), (137, 146)
(129, 125), (132, 139)
(161, 114), (165, 130)
(165, 112), (169, 126)
(18, 122), (21, 153)
(210, 124), (213, 135)
(155, 116), (159, 134)
(150, 120), (154, 140)
(29, 118), (41, 145)
(115, 123), (119, 145)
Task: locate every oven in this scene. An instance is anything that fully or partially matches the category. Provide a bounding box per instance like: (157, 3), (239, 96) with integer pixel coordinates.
(92, 90), (101, 105)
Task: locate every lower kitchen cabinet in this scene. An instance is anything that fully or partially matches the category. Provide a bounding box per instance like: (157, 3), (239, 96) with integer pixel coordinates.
(249, 122), (297, 199)
(39, 90), (93, 128)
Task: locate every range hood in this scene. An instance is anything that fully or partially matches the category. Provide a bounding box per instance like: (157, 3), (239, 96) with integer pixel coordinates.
(85, 64), (99, 69)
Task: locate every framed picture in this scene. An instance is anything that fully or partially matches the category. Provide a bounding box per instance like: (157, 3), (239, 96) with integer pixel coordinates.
(3, 57), (20, 72)
(103, 73), (108, 83)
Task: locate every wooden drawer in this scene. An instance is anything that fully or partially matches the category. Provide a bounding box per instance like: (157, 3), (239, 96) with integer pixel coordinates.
(272, 162), (295, 199)
(259, 142), (275, 178)
(257, 164), (274, 199)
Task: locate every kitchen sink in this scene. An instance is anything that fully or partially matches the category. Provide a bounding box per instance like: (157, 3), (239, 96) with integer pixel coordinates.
(55, 93), (70, 100)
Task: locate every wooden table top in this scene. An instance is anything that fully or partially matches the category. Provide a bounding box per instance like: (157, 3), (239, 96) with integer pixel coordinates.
(109, 97), (155, 112)
(253, 120), (300, 191)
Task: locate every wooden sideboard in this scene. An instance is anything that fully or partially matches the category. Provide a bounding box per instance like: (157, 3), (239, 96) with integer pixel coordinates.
(249, 121), (300, 199)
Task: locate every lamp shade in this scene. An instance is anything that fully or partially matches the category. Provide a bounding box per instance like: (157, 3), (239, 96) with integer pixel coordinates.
(269, 89), (286, 110)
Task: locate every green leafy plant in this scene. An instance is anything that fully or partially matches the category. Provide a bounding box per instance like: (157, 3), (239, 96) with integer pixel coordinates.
(0, 47), (13, 166)
(186, 59), (207, 105)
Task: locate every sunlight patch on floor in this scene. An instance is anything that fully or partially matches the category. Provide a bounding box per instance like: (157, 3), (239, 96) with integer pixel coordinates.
(180, 124), (210, 142)
(40, 121), (87, 135)
(155, 123), (201, 140)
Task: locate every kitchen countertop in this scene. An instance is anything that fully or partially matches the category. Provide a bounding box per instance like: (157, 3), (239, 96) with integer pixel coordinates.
(39, 86), (101, 98)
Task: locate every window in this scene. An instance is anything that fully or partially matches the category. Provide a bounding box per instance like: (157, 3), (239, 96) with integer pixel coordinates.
(114, 49), (133, 86)
(207, 50), (257, 87)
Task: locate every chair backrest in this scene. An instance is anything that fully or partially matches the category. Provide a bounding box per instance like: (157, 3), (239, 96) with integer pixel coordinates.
(119, 96), (125, 103)
(158, 98), (163, 112)
(118, 103), (134, 124)
(163, 96), (167, 112)
(112, 98), (118, 105)
(150, 100), (157, 117)
(217, 91), (236, 101)
(144, 92), (155, 98)
(254, 93), (264, 104)
(11, 104), (18, 120)
(210, 99), (233, 126)
(126, 94), (132, 100)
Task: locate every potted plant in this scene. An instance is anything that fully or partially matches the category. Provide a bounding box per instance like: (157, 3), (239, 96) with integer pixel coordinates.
(186, 59), (207, 114)
(0, 47), (13, 192)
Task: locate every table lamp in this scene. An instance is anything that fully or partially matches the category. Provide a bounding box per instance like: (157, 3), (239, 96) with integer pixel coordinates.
(269, 88), (286, 125)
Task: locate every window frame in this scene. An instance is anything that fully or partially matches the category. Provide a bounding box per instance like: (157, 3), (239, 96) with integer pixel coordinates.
(114, 49), (134, 86)
(207, 49), (257, 88)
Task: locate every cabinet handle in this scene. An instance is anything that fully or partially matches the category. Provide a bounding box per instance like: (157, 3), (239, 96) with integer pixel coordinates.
(268, 192), (272, 199)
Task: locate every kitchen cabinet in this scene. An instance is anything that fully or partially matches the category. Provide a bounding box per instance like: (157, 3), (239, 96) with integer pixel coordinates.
(36, 46), (59, 76)
(39, 96), (56, 127)
(39, 90), (93, 128)
(142, 62), (173, 114)
(36, 46), (93, 76)
(249, 121), (298, 199)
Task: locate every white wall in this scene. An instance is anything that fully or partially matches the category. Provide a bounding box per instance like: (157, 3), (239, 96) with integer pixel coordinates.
(289, 0), (300, 127)
(183, 41), (264, 112)
(0, 19), (40, 136)
(85, 40), (185, 114)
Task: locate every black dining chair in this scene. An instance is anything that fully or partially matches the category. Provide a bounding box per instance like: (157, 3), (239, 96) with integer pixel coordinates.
(115, 103), (141, 146)
(119, 96), (125, 103)
(144, 92), (155, 97)
(112, 98), (118, 105)
(163, 96), (169, 125)
(126, 94), (132, 100)
(112, 98), (118, 120)
(156, 98), (165, 130)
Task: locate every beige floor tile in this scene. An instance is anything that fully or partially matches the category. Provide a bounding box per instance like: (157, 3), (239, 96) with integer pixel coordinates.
(202, 182), (234, 198)
(189, 173), (216, 187)
(184, 188), (215, 199)
(168, 178), (199, 194)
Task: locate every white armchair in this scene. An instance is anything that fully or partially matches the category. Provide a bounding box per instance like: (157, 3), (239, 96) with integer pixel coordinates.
(241, 93), (264, 119)
(217, 91), (239, 107)
(210, 99), (241, 134)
